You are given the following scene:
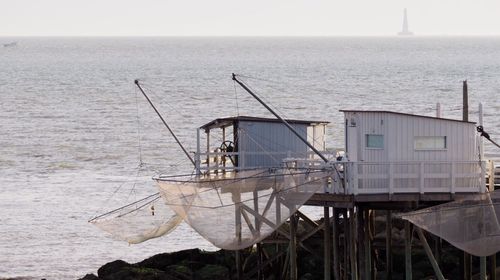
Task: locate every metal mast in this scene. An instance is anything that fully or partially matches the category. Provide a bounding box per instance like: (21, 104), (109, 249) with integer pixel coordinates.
(134, 79), (196, 166)
(232, 73), (329, 163)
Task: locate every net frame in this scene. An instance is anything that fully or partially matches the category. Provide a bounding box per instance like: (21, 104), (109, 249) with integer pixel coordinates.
(156, 167), (331, 250)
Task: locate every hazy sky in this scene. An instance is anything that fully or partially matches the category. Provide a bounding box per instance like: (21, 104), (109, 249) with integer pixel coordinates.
(1, 0), (499, 36)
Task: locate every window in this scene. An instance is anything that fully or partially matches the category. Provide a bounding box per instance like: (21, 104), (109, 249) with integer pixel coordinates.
(414, 136), (447, 150)
(366, 134), (384, 149)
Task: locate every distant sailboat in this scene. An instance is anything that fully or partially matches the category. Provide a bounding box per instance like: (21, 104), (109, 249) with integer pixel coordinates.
(398, 8), (414, 36)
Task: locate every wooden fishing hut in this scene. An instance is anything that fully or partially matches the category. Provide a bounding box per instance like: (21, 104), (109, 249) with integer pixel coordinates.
(133, 78), (497, 280)
(196, 116), (329, 173)
(306, 110), (487, 280)
(194, 109), (493, 280)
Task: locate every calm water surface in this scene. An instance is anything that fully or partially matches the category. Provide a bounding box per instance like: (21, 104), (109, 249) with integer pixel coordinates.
(1, 37), (499, 279)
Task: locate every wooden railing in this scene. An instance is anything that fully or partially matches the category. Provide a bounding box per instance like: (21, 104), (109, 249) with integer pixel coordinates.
(194, 151), (487, 195)
(344, 161), (485, 195)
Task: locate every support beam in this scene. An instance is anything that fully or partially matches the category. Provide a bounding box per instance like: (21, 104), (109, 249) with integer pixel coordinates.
(386, 211), (393, 280)
(324, 207), (331, 280)
(332, 207), (340, 280)
(464, 253), (472, 280)
(405, 221), (412, 280)
(290, 214), (298, 280)
(343, 209), (349, 280)
(235, 250), (242, 280)
(480, 257), (487, 280)
(364, 209), (372, 280)
(416, 228), (445, 280)
(350, 208), (358, 280)
(490, 254), (497, 280)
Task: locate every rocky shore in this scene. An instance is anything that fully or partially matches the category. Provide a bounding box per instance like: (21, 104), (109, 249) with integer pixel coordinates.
(80, 215), (497, 280)
(78, 248), (237, 280)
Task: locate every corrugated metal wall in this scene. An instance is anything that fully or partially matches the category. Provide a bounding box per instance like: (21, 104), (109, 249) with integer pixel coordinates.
(344, 111), (480, 191)
(237, 121), (310, 168)
(345, 112), (477, 162)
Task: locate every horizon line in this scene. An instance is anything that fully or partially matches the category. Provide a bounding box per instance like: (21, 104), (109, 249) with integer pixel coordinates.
(1, 34), (500, 38)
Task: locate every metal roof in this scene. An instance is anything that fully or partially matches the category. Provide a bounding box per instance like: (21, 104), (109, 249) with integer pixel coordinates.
(340, 110), (476, 124)
(200, 115), (329, 130)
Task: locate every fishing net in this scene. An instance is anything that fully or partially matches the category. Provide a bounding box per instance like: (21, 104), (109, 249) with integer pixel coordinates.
(157, 168), (331, 250)
(401, 190), (500, 256)
(90, 193), (183, 244)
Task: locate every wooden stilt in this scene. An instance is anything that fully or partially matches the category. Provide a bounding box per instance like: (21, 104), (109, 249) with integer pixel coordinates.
(253, 190), (262, 279)
(290, 213), (298, 280)
(464, 253), (472, 280)
(434, 236), (442, 265)
(386, 210), (393, 280)
(357, 208), (366, 280)
(343, 209), (349, 280)
(333, 207), (340, 280)
(350, 208), (358, 280)
(405, 221), (412, 280)
(480, 257), (487, 280)
(490, 254), (497, 280)
(416, 227), (445, 280)
(364, 209), (372, 280)
(235, 194), (242, 280)
(235, 250), (242, 280)
(257, 243), (263, 280)
(324, 207), (331, 280)
(370, 210), (377, 280)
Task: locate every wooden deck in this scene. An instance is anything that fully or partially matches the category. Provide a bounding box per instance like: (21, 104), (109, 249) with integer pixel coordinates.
(305, 192), (480, 209)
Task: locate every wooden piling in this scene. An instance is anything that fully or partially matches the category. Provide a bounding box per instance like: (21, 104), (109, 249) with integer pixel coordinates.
(386, 210), (393, 280)
(405, 220), (412, 280)
(343, 209), (349, 280)
(480, 257), (487, 280)
(363, 209), (372, 280)
(490, 254), (497, 280)
(332, 207), (340, 280)
(324, 206), (331, 280)
(350, 208), (358, 280)
(290, 213), (298, 280)
(416, 228), (445, 280)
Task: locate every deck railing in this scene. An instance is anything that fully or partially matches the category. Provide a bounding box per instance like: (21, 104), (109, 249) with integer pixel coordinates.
(344, 161), (485, 195)
(195, 150), (336, 173)
(195, 151), (486, 195)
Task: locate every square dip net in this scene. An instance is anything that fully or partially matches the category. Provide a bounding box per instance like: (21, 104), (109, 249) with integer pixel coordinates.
(89, 192), (183, 244)
(157, 167), (330, 250)
(401, 190), (500, 257)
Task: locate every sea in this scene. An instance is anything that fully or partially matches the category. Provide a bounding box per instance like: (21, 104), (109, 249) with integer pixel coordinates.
(1, 37), (500, 279)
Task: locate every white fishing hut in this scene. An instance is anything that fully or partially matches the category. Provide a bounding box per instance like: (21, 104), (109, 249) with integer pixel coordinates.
(341, 110), (484, 195)
(196, 116), (329, 172)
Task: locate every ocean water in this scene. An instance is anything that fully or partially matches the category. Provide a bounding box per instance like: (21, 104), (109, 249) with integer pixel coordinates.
(1, 37), (500, 279)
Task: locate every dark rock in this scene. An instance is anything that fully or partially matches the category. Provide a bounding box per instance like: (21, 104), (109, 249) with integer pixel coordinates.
(97, 260), (133, 278)
(138, 249), (203, 271)
(105, 266), (177, 280)
(164, 265), (193, 280)
(299, 273), (314, 280)
(194, 264), (230, 280)
(77, 273), (100, 280)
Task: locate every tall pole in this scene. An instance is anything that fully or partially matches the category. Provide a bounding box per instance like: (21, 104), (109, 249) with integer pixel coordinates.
(134, 80), (195, 166)
(463, 80), (469, 122)
(232, 73), (329, 163)
(462, 80), (472, 280)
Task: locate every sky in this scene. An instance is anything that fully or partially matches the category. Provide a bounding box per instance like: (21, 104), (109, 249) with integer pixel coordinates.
(1, 0), (499, 36)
